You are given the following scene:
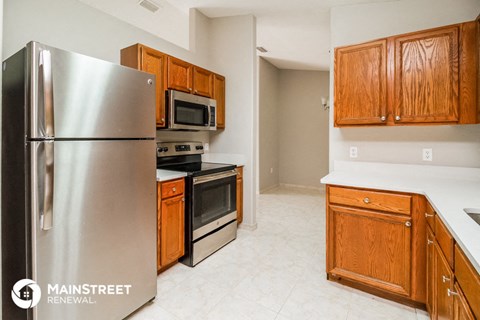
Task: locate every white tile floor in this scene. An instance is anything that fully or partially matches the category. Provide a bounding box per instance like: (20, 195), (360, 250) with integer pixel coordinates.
(128, 186), (430, 320)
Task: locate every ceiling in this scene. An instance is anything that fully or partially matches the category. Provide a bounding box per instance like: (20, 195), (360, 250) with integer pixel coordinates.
(80, 0), (398, 71)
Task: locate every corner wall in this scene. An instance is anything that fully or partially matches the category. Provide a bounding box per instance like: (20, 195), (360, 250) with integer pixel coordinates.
(259, 58), (280, 192)
(329, 0), (480, 169)
(208, 15), (258, 228)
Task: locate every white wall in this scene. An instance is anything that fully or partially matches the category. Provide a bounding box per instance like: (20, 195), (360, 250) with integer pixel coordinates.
(259, 58), (280, 191)
(208, 15), (258, 229)
(278, 70), (330, 188)
(329, 0), (480, 170)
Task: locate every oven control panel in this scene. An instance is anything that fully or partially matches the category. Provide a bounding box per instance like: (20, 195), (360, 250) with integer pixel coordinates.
(157, 141), (204, 157)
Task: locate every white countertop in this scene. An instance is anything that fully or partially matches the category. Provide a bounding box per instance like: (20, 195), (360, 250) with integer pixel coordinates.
(156, 169), (187, 182)
(202, 153), (246, 166)
(321, 160), (480, 274)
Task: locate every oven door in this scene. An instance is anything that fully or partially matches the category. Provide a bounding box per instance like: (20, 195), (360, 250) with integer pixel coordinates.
(192, 170), (237, 240)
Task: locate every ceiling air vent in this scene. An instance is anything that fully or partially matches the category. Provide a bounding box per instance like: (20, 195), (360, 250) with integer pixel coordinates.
(138, 0), (160, 13)
(256, 47), (268, 53)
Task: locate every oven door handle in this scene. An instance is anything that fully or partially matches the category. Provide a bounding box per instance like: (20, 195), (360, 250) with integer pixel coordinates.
(193, 170), (237, 185)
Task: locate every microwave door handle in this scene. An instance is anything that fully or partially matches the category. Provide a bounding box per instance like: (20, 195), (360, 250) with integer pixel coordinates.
(207, 106), (211, 127)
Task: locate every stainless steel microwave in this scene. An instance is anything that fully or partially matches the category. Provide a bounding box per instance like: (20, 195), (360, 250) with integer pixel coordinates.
(165, 90), (216, 131)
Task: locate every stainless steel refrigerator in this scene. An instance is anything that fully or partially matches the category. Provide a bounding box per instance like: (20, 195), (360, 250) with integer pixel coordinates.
(2, 42), (157, 319)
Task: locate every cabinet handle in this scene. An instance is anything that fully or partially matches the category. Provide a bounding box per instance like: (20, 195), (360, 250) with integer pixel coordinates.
(363, 197), (370, 204)
(427, 239), (433, 245)
(442, 275), (451, 283)
(425, 213), (434, 218)
(395, 115), (401, 121)
(447, 288), (459, 297)
(380, 116), (386, 121)
(405, 221), (412, 227)
(182, 197), (185, 202)
(188, 87), (192, 91)
(172, 187), (176, 192)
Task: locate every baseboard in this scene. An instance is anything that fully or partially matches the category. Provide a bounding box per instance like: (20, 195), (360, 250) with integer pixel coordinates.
(259, 184), (279, 194)
(238, 222), (257, 231)
(279, 183), (325, 192)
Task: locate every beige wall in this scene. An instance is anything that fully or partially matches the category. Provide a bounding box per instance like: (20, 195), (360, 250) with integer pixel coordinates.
(329, 0), (480, 169)
(259, 58), (280, 191)
(278, 70), (330, 188)
(208, 15), (258, 228)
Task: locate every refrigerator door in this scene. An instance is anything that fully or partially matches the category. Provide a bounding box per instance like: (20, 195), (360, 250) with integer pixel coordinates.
(26, 41), (155, 139)
(30, 140), (156, 320)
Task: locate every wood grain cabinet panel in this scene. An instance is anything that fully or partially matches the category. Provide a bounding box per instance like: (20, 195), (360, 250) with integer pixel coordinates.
(236, 166), (243, 224)
(453, 283), (475, 320)
(435, 242), (454, 320)
(160, 194), (185, 267)
(213, 74), (226, 129)
(193, 66), (213, 97)
(454, 245), (480, 319)
(426, 226), (436, 317)
(394, 26), (460, 124)
(327, 205), (412, 296)
(435, 215), (455, 270)
(334, 39), (387, 126)
(157, 178), (185, 273)
(329, 186), (412, 215)
(120, 44), (167, 127)
(167, 56), (193, 93)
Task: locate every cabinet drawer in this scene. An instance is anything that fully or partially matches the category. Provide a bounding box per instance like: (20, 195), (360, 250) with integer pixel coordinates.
(455, 245), (480, 319)
(161, 178), (184, 199)
(425, 202), (435, 230)
(329, 186), (412, 215)
(434, 215), (454, 269)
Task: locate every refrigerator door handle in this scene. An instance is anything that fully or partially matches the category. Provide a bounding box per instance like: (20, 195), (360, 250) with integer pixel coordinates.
(39, 49), (55, 138)
(36, 141), (55, 230)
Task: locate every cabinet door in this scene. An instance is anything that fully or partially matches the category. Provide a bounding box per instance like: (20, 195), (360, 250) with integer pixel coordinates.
(140, 46), (167, 127)
(334, 39), (387, 126)
(426, 226), (436, 317)
(213, 74), (226, 129)
(394, 26), (459, 124)
(166, 56), (193, 93)
(160, 194), (185, 267)
(157, 183), (162, 271)
(193, 66), (213, 97)
(327, 205), (412, 296)
(453, 283), (475, 320)
(435, 242), (454, 320)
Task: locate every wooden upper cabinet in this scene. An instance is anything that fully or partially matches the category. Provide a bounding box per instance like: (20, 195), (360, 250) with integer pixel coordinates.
(333, 20), (479, 127)
(193, 66), (213, 97)
(394, 26), (459, 124)
(213, 74), (226, 129)
(166, 56), (193, 93)
(120, 44), (166, 127)
(334, 39), (387, 126)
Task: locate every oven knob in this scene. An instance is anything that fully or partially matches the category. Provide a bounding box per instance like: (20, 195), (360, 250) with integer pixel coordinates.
(164, 147), (169, 152)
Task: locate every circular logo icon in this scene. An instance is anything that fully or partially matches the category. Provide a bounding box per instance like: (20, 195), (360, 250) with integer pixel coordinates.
(11, 279), (42, 309)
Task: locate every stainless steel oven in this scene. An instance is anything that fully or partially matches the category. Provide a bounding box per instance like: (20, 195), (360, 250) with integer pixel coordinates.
(156, 141), (237, 267)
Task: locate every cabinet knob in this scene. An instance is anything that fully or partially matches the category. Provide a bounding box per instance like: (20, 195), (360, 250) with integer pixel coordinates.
(395, 115), (401, 121)
(188, 87), (192, 91)
(447, 288), (459, 297)
(425, 213), (434, 218)
(182, 197), (185, 202)
(442, 275), (451, 283)
(380, 116), (386, 121)
(405, 221), (412, 227)
(172, 187), (176, 192)
(363, 197), (370, 204)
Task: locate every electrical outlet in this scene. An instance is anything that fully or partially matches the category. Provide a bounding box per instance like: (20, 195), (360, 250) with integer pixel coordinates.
(204, 143), (209, 151)
(350, 146), (358, 158)
(422, 148), (433, 161)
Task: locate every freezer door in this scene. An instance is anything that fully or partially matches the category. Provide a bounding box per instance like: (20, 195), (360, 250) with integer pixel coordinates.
(26, 41), (155, 139)
(30, 140), (156, 320)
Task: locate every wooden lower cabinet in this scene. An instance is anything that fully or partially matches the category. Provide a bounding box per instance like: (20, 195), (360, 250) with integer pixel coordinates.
(236, 166), (243, 224)
(157, 179), (185, 272)
(426, 226), (436, 316)
(326, 185), (424, 305)
(453, 283), (475, 320)
(435, 242), (454, 320)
